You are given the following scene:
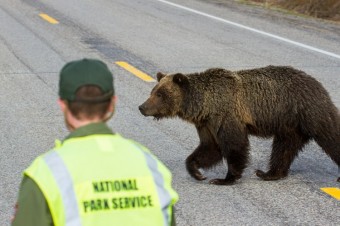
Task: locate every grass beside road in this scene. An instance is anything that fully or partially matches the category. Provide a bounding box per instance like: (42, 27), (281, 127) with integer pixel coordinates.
(239, 0), (340, 22)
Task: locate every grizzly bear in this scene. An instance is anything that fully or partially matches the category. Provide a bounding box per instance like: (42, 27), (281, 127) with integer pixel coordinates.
(139, 66), (340, 185)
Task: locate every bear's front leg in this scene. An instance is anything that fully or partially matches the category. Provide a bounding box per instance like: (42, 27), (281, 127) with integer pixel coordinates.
(209, 122), (250, 185)
(186, 155), (207, 181)
(209, 170), (242, 185)
(186, 125), (223, 181)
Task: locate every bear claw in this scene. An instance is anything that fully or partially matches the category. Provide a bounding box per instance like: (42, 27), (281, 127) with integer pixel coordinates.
(255, 170), (266, 178)
(209, 178), (236, 185)
(192, 172), (207, 181)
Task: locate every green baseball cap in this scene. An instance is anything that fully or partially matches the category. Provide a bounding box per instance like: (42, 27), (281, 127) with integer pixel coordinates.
(59, 58), (114, 101)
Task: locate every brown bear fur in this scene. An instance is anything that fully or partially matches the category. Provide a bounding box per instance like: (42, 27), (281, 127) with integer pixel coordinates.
(139, 66), (340, 185)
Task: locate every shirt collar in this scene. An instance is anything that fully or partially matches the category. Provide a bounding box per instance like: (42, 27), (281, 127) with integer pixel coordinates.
(64, 122), (114, 141)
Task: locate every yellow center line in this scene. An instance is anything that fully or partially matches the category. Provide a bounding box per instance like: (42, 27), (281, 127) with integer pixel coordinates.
(115, 61), (155, 82)
(320, 187), (340, 200)
(39, 13), (59, 24)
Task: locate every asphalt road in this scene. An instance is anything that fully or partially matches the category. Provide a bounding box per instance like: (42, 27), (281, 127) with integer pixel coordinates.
(0, 0), (339, 225)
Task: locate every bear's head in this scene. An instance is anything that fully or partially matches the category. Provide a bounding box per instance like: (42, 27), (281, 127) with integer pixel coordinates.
(139, 72), (189, 119)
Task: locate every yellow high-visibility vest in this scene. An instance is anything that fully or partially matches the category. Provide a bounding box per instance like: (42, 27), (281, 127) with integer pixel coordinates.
(25, 134), (178, 226)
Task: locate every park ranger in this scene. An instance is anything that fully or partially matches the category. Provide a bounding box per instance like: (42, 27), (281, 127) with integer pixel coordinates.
(12, 58), (178, 226)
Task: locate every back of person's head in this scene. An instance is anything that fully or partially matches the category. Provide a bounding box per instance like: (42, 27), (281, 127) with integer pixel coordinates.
(58, 58), (114, 120)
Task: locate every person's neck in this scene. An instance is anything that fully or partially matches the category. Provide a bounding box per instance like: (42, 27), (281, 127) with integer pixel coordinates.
(73, 120), (101, 130)
(67, 116), (103, 132)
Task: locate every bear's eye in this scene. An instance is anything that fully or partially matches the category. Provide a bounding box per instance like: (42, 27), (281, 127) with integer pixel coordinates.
(156, 92), (162, 98)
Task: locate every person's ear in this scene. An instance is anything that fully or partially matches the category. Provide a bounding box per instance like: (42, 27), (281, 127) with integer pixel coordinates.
(58, 99), (67, 113)
(108, 96), (117, 113)
(104, 96), (116, 122)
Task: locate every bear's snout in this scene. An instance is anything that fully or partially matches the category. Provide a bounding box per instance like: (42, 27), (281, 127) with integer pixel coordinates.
(139, 101), (159, 117)
(138, 104), (147, 116)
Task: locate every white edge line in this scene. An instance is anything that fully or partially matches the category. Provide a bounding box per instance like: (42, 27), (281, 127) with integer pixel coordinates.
(156, 0), (340, 60)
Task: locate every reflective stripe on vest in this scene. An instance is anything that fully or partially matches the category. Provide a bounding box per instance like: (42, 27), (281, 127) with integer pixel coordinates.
(43, 145), (172, 226)
(134, 144), (172, 226)
(44, 151), (82, 226)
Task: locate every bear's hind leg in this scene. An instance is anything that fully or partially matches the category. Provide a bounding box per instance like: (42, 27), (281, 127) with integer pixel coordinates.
(186, 126), (222, 181)
(256, 131), (310, 180)
(314, 135), (340, 182)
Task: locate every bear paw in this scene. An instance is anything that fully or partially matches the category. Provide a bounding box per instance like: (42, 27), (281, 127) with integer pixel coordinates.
(186, 160), (207, 181)
(255, 170), (287, 181)
(192, 172), (207, 181)
(209, 178), (237, 186)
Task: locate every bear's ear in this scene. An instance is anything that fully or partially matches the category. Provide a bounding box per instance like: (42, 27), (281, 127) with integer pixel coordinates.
(173, 73), (189, 86)
(156, 72), (166, 82)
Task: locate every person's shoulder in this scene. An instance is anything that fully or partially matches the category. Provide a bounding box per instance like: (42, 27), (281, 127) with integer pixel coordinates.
(24, 148), (56, 176)
(113, 134), (150, 152)
(127, 139), (153, 154)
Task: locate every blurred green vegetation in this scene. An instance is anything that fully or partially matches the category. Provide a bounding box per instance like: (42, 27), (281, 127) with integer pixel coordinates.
(243, 0), (340, 21)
